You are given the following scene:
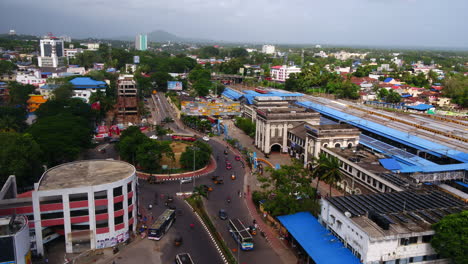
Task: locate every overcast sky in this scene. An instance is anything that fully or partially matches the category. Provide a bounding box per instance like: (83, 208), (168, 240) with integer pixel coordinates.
(1, 0), (467, 48)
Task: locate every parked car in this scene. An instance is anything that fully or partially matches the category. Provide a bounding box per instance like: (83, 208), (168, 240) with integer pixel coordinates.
(218, 209), (228, 220)
(202, 136), (210, 142)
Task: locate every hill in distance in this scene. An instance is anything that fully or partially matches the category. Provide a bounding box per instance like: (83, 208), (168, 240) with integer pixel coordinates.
(113, 30), (213, 43)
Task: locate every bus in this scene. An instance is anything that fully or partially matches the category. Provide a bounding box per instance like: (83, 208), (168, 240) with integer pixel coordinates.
(228, 218), (254, 250)
(175, 253), (194, 264)
(148, 209), (176, 240)
(171, 133), (197, 142)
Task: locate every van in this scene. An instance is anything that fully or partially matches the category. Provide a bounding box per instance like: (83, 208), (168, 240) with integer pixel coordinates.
(180, 177), (193, 184)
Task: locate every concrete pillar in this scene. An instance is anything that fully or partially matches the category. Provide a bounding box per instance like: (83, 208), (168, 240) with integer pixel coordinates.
(132, 179), (137, 232)
(88, 191), (96, 249)
(255, 121), (259, 146)
(123, 183), (129, 231)
(261, 122), (266, 152)
(32, 191), (43, 256)
(63, 194), (73, 253)
(282, 122), (288, 153)
(107, 188), (115, 233)
(265, 123), (271, 153)
(313, 139), (321, 159)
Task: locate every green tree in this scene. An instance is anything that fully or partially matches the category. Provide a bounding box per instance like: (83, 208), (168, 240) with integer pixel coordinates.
(35, 98), (93, 120)
(378, 88), (389, 100)
(116, 126), (149, 164)
(150, 71), (174, 92)
(431, 211), (468, 264)
(0, 106), (28, 132)
(230, 48), (248, 58)
(234, 117), (256, 137)
(0, 132), (43, 187)
(179, 142), (212, 170)
(443, 74), (468, 108)
(192, 79), (211, 97)
(89, 89), (115, 118)
(198, 46), (220, 58)
(52, 82), (74, 101)
(7, 82), (35, 107)
(188, 66), (211, 83)
(353, 65), (374, 77)
(0, 60), (17, 75)
(27, 113), (92, 166)
(313, 153), (344, 197)
(386, 89), (402, 103)
(258, 161), (319, 216)
(136, 140), (174, 172)
(220, 58), (244, 74)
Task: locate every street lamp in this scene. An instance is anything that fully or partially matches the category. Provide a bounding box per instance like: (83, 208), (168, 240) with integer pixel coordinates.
(192, 146), (199, 188)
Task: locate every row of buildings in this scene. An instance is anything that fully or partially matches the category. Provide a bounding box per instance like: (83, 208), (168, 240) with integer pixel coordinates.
(221, 87), (467, 264)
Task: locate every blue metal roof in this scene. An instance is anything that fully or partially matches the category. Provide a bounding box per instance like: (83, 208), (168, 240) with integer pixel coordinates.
(379, 159), (402, 171)
(455, 181), (468, 188)
(296, 101), (468, 168)
(70, 77), (106, 87)
(278, 212), (361, 264)
(383, 78), (394, 83)
(405, 104), (434, 111)
(221, 87), (243, 100)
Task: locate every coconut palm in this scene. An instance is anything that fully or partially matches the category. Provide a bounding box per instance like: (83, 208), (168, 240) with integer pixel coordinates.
(313, 153), (343, 197)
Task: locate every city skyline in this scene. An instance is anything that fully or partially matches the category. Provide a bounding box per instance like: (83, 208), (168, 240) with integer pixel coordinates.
(1, 0), (468, 48)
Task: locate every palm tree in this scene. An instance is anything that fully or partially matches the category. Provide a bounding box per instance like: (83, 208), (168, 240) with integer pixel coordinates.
(313, 153), (343, 198)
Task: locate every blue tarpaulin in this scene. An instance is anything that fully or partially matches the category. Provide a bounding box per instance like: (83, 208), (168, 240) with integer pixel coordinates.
(277, 212), (361, 264)
(405, 104), (434, 111)
(379, 158), (402, 171)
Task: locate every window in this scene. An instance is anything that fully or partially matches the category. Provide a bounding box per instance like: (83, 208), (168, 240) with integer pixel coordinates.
(400, 238), (409, 246)
(408, 237), (418, 244)
(115, 215), (124, 225)
(113, 186), (123, 197)
(127, 182), (132, 192)
(422, 235), (432, 243)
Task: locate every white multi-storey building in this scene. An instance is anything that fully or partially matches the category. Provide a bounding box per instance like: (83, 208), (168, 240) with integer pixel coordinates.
(270, 65), (301, 82)
(262, 44), (276, 54)
(38, 36), (66, 68)
(320, 190), (466, 264)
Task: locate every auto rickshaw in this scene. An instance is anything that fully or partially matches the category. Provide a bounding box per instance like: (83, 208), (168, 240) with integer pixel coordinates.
(174, 235), (183, 246)
(212, 176), (224, 184)
(248, 226), (257, 236)
(231, 174), (236, 180)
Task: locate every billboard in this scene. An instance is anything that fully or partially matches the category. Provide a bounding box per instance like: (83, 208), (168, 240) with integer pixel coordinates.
(167, 81), (183, 91)
(181, 101), (241, 116)
(133, 56), (140, 64)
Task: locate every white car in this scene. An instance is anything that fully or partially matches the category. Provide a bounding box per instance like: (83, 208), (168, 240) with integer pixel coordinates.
(149, 135), (158, 140)
(180, 177), (193, 184)
(202, 136), (210, 142)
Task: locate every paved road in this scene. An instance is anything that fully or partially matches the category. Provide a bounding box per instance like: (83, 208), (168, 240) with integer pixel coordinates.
(204, 139), (282, 264)
(138, 180), (224, 264)
(146, 94), (282, 263)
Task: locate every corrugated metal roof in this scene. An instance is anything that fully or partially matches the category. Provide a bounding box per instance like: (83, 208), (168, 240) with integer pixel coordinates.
(278, 212), (361, 264)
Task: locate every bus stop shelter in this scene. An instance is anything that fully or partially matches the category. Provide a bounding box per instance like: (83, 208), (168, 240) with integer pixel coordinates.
(277, 212), (361, 264)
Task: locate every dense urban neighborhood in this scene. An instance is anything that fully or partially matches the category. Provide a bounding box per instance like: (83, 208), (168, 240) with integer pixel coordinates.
(0, 26), (467, 264)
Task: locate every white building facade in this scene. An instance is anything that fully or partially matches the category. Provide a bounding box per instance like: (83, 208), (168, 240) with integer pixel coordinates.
(38, 37), (66, 68)
(270, 65), (301, 82)
(31, 160), (137, 255)
(262, 45), (276, 54)
(319, 191), (465, 264)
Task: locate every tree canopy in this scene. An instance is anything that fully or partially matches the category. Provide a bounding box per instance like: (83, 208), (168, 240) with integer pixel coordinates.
(0, 132), (42, 187)
(0, 60), (17, 75)
(0, 106), (28, 132)
(431, 211), (468, 264)
(179, 141), (212, 170)
(442, 74), (468, 108)
(27, 113), (92, 166)
(7, 82), (35, 107)
(257, 161), (319, 217)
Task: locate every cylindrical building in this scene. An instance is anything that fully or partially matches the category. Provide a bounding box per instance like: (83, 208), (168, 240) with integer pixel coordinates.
(31, 160), (137, 255)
